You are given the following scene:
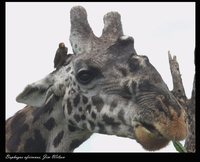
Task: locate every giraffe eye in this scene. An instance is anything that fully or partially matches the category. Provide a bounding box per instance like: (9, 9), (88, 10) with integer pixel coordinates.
(76, 69), (95, 84)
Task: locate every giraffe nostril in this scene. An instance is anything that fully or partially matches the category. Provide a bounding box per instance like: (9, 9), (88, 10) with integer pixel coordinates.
(155, 95), (169, 115)
(157, 95), (165, 100)
(156, 95), (165, 102)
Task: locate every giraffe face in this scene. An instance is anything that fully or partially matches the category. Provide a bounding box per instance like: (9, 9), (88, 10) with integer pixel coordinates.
(62, 36), (188, 151)
(15, 6), (188, 151)
(16, 40), (188, 152)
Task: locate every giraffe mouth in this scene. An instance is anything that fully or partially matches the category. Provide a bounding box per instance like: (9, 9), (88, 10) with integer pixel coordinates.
(134, 121), (170, 151)
(139, 122), (163, 137)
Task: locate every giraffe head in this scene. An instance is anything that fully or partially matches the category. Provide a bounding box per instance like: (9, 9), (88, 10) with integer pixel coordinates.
(16, 6), (188, 151)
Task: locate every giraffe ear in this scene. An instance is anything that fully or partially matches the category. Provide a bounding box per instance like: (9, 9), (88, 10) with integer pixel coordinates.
(16, 77), (54, 107)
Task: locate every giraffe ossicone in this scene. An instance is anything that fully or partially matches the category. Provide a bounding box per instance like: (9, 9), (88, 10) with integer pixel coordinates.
(6, 6), (188, 152)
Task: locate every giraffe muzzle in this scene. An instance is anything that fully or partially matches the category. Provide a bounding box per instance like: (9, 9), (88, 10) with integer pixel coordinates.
(154, 94), (188, 140)
(134, 92), (188, 151)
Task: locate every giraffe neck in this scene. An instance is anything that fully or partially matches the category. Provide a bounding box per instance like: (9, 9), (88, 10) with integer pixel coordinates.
(6, 95), (92, 152)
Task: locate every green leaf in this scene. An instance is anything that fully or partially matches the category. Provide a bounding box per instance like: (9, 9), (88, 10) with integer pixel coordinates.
(172, 141), (187, 153)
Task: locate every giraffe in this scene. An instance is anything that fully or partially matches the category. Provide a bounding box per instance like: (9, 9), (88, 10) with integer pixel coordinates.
(6, 6), (188, 152)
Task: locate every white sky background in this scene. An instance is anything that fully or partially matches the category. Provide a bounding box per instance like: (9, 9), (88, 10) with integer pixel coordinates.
(6, 2), (195, 152)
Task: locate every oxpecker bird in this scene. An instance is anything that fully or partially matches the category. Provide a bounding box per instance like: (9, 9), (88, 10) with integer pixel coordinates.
(54, 43), (68, 69)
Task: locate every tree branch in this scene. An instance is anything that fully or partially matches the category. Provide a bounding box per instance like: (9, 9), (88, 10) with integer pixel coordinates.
(184, 74), (195, 152)
(168, 51), (195, 152)
(168, 51), (187, 102)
